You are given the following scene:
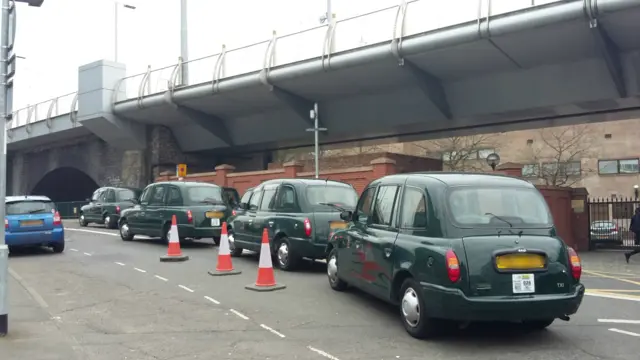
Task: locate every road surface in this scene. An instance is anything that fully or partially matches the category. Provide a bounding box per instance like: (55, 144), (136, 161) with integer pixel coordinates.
(2, 221), (640, 360)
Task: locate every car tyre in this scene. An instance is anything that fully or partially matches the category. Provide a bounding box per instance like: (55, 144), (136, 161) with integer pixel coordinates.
(212, 237), (221, 246)
(78, 213), (88, 227)
(103, 214), (116, 229)
(228, 230), (243, 257)
(119, 220), (134, 241)
(522, 319), (554, 331)
(327, 248), (348, 291)
(275, 237), (300, 271)
(161, 223), (171, 244)
(399, 278), (441, 339)
(52, 242), (65, 254)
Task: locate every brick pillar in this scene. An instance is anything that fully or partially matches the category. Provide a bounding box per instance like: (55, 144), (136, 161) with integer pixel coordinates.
(283, 161), (303, 178)
(496, 162), (524, 177)
(371, 157), (397, 178)
(214, 164), (235, 186)
(157, 171), (173, 182)
(571, 187), (590, 252)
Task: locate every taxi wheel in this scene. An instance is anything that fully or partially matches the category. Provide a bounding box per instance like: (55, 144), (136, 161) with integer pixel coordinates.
(276, 238), (300, 271)
(103, 214), (116, 229)
(161, 223), (171, 244)
(327, 248), (348, 291)
(400, 278), (441, 339)
(522, 318), (554, 331)
(78, 214), (88, 227)
(228, 231), (243, 257)
(119, 220), (134, 241)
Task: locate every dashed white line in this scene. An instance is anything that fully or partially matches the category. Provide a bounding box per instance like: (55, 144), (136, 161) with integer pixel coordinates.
(134, 268), (147, 273)
(114, 262), (125, 266)
(307, 346), (340, 360)
(204, 296), (220, 305)
(65, 228), (119, 237)
(70, 249), (78, 252)
(609, 328), (640, 337)
(229, 309), (249, 320)
(598, 319), (640, 324)
(83, 252), (92, 257)
(178, 285), (194, 293)
(155, 275), (168, 282)
(260, 324), (286, 338)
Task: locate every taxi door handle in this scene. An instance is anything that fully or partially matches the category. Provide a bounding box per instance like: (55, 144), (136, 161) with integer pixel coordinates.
(384, 248), (392, 258)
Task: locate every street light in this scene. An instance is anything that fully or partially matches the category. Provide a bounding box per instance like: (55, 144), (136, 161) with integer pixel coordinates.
(634, 184), (638, 200)
(486, 152), (501, 171)
(114, 2), (136, 62)
(1, 0), (45, 338)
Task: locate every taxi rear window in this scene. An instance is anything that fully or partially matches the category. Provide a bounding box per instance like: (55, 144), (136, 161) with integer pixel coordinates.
(6, 200), (55, 215)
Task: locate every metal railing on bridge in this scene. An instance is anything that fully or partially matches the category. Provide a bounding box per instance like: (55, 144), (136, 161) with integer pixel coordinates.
(5, 91), (78, 133)
(115, 0), (562, 102)
(55, 201), (88, 220)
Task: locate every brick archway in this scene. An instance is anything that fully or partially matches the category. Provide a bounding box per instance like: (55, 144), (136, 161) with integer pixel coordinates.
(30, 167), (99, 202)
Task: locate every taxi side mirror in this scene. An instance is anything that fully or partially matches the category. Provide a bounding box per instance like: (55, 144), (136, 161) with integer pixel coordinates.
(340, 210), (352, 221)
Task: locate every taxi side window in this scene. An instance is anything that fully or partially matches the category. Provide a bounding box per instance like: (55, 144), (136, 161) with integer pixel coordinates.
(274, 185), (298, 212)
(149, 186), (167, 206)
(166, 186), (183, 206)
(139, 186), (153, 205)
(105, 189), (116, 203)
(98, 189), (110, 203)
(260, 187), (277, 211)
(355, 187), (375, 224)
(399, 187), (428, 229)
(249, 190), (263, 211)
(91, 189), (104, 202)
(371, 185), (400, 227)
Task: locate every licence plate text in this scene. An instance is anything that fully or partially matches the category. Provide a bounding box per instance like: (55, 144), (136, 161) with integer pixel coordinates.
(20, 220), (43, 227)
(496, 253), (545, 270)
(211, 218), (220, 227)
(512, 273), (535, 294)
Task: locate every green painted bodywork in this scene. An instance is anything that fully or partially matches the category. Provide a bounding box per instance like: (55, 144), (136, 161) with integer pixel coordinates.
(328, 173), (585, 322)
(228, 179), (358, 261)
(118, 181), (238, 240)
(80, 186), (141, 226)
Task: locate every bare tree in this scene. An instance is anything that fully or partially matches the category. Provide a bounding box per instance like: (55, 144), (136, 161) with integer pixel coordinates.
(522, 125), (595, 186)
(412, 134), (500, 171)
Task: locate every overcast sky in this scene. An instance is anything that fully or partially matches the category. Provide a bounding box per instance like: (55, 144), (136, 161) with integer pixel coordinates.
(12, 0), (558, 112)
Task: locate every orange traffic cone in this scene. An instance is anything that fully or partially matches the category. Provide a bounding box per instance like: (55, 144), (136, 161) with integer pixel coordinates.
(245, 228), (286, 292)
(160, 215), (189, 262)
(208, 222), (241, 276)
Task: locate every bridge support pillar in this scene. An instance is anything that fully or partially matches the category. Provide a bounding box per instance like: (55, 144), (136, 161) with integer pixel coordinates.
(77, 60), (146, 149)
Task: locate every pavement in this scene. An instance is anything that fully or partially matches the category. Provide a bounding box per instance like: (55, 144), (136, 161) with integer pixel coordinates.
(1, 221), (640, 360)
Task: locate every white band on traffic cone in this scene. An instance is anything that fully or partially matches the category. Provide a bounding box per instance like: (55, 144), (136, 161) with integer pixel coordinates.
(218, 232), (230, 255)
(258, 241), (273, 268)
(169, 223), (179, 243)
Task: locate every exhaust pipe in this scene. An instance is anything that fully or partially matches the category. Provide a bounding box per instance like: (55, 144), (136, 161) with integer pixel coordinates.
(559, 315), (570, 321)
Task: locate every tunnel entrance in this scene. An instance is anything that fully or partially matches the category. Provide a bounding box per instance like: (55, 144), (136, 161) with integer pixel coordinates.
(31, 167), (99, 203)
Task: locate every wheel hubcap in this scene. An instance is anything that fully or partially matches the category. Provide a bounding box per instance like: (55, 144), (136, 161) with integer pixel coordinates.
(277, 243), (289, 266)
(402, 287), (420, 328)
(80, 215), (84, 223)
(228, 233), (235, 250)
(104, 216), (110, 226)
(327, 254), (338, 283)
(121, 224), (129, 237)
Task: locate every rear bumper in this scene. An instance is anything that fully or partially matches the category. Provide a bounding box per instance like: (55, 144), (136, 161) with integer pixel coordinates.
(177, 225), (221, 238)
(6, 228), (65, 247)
(421, 282), (585, 321)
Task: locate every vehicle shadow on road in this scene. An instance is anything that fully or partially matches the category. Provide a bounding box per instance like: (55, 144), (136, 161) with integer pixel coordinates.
(8, 247), (58, 258)
(133, 238), (215, 249)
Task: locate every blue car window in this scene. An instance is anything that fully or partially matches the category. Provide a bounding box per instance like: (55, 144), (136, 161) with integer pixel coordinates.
(7, 200), (55, 215)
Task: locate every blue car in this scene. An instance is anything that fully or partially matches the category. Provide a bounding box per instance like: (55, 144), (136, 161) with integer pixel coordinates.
(5, 195), (65, 253)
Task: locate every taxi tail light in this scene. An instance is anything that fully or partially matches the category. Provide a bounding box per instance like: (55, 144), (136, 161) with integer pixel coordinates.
(232, 209), (237, 216)
(4, 218), (7, 229)
(303, 218), (312, 237)
(445, 249), (461, 283)
(115, 206), (121, 214)
(567, 247), (581, 281)
(186, 210), (193, 223)
(53, 211), (62, 226)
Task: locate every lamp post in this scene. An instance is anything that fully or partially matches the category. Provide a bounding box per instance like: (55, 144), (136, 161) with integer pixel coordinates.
(486, 152), (501, 171)
(1, 0), (45, 337)
(307, 103), (327, 179)
(180, 0), (188, 85)
(114, 2), (136, 62)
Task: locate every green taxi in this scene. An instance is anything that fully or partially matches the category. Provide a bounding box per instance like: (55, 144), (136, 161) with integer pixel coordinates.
(227, 179), (358, 270)
(326, 173), (585, 338)
(79, 186), (141, 229)
(118, 181), (239, 245)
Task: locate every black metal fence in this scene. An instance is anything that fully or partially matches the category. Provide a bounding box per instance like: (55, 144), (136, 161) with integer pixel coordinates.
(55, 201), (88, 219)
(588, 197), (640, 249)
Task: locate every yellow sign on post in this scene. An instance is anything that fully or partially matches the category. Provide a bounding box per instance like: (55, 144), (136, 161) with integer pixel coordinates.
(176, 163), (187, 178)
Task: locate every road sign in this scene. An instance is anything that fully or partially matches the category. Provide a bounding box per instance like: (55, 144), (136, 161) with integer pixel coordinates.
(176, 163), (187, 178)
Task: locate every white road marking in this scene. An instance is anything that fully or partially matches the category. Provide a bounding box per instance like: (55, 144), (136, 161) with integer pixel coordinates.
(586, 292), (640, 302)
(114, 262), (125, 266)
(83, 252), (92, 256)
(179, 285), (194, 293)
(598, 319), (640, 324)
(204, 296), (220, 305)
(260, 324), (286, 338)
(229, 309), (249, 320)
(134, 268), (147, 273)
(155, 275), (168, 282)
(70, 249), (78, 252)
(65, 228), (119, 237)
(307, 346), (340, 360)
(609, 328), (640, 337)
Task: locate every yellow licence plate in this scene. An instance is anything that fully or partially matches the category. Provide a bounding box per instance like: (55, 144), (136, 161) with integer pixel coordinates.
(20, 220), (43, 227)
(205, 211), (224, 219)
(495, 253), (545, 270)
(329, 221), (348, 230)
